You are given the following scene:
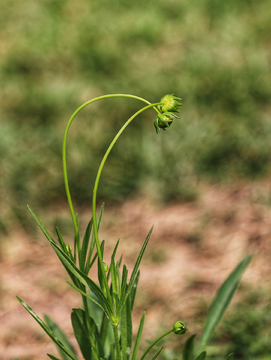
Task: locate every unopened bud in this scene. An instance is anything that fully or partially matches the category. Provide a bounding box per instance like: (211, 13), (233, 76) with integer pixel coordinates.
(159, 94), (182, 113)
(173, 321), (187, 335)
(103, 262), (109, 272)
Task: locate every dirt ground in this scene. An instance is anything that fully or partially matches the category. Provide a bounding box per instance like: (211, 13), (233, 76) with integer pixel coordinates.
(1, 181), (271, 360)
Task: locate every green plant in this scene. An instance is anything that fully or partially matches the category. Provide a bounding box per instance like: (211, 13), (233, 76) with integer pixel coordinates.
(17, 94), (251, 360)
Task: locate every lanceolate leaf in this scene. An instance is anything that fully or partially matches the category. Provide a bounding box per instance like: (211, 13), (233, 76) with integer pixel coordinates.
(86, 203), (105, 273)
(183, 334), (196, 360)
(120, 296), (132, 360)
(80, 218), (93, 272)
(71, 309), (92, 360)
(49, 240), (114, 318)
(118, 228), (153, 315)
(28, 206), (55, 243)
(47, 355), (62, 360)
(130, 270), (140, 311)
(151, 347), (163, 360)
(131, 312), (145, 360)
(16, 297), (78, 360)
(44, 315), (77, 360)
(195, 351), (206, 360)
(225, 353), (234, 360)
(197, 256), (252, 354)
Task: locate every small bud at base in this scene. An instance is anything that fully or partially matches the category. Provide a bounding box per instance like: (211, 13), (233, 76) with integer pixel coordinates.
(173, 320), (187, 335)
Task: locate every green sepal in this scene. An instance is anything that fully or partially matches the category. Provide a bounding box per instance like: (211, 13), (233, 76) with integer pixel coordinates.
(16, 297), (78, 360)
(44, 314), (77, 360)
(197, 256), (252, 354)
(183, 334), (196, 360)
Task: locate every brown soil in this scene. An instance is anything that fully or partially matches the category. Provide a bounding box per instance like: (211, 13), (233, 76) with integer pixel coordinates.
(1, 181), (271, 360)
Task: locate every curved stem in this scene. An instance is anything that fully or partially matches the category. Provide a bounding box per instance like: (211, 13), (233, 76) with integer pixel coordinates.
(140, 329), (174, 360)
(92, 102), (161, 306)
(62, 94), (160, 258)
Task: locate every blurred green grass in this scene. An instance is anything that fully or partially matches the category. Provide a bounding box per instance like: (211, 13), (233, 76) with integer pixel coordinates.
(1, 0), (271, 232)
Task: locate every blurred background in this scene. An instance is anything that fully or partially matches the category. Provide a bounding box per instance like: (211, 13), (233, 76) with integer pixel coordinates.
(1, 0), (271, 359)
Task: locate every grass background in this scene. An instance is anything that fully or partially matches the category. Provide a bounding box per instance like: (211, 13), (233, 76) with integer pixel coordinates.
(1, 0), (271, 358)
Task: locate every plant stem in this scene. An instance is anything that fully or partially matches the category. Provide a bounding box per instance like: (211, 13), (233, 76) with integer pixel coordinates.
(92, 102), (161, 310)
(112, 323), (122, 360)
(62, 94), (160, 260)
(140, 329), (174, 360)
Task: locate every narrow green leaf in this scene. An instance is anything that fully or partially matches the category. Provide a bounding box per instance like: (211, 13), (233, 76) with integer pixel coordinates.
(116, 264), (122, 295)
(130, 270), (140, 311)
(88, 251), (98, 273)
(44, 315), (77, 360)
(110, 253), (118, 302)
(151, 347), (163, 360)
(28, 206), (79, 285)
(67, 282), (107, 315)
(80, 218), (93, 272)
(49, 240), (114, 318)
(121, 296), (132, 360)
(17, 297), (78, 360)
(119, 228), (152, 315)
(119, 265), (128, 310)
(55, 227), (67, 253)
(100, 311), (114, 358)
(131, 312), (145, 360)
(86, 203), (105, 273)
(71, 309), (92, 360)
(97, 240), (106, 290)
(47, 355), (61, 360)
(198, 256), (252, 354)
(28, 206), (55, 243)
(195, 351), (206, 360)
(225, 353), (234, 360)
(183, 334), (196, 360)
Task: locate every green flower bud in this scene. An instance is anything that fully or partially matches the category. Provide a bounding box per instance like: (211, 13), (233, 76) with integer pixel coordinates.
(173, 321), (187, 335)
(154, 112), (178, 134)
(159, 94), (182, 113)
(103, 262), (109, 272)
(66, 244), (73, 257)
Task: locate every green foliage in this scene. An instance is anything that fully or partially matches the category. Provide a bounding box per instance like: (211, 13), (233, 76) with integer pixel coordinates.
(1, 0), (271, 231)
(16, 94), (251, 360)
(211, 290), (271, 359)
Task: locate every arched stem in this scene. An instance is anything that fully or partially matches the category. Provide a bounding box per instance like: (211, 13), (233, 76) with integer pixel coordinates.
(62, 94), (160, 258)
(92, 102), (161, 304)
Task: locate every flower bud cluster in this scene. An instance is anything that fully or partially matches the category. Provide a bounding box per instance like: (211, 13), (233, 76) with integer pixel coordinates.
(154, 94), (182, 134)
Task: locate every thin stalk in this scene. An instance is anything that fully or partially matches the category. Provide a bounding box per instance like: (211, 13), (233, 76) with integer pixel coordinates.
(62, 94), (160, 261)
(92, 102), (161, 310)
(112, 324), (122, 360)
(140, 329), (174, 360)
